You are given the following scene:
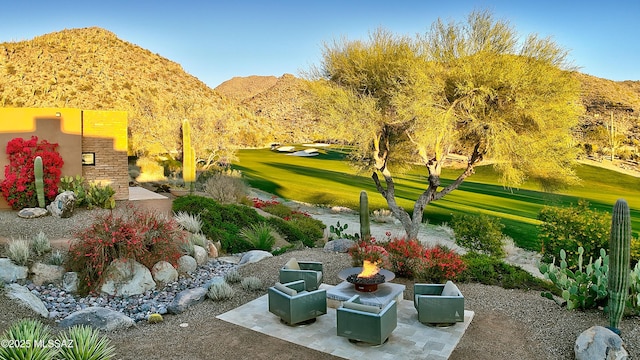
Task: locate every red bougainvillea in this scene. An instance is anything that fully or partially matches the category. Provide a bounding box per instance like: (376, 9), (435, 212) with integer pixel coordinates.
(0, 136), (64, 209)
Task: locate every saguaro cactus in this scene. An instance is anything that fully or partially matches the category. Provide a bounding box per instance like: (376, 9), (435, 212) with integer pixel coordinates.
(34, 155), (45, 208)
(359, 190), (371, 241)
(608, 198), (631, 333)
(182, 119), (196, 190)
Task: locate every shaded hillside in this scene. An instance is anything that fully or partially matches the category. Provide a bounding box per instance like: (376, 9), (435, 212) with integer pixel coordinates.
(215, 75), (278, 103)
(0, 27), (279, 160)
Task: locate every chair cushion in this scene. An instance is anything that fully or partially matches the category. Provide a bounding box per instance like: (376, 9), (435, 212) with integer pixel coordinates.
(274, 282), (297, 296)
(283, 258), (300, 270)
(441, 281), (460, 297)
(342, 301), (381, 314)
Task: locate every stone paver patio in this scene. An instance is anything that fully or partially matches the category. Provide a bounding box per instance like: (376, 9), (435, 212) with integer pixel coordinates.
(217, 284), (473, 360)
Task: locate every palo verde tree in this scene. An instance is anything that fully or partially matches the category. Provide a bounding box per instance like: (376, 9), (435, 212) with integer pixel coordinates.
(308, 10), (583, 239)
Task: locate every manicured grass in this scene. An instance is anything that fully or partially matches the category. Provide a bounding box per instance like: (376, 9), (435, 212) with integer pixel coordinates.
(235, 147), (640, 251)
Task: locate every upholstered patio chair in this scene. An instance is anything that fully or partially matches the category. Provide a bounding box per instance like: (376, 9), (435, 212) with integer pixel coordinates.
(336, 294), (397, 345)
(414, 281), (465, 325)
(278, 258), (323, 291)
(268, 279), (327, 325)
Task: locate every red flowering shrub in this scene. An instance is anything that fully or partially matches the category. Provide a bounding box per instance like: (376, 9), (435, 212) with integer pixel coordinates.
(413, 245), (467, 283)
(384, 237), (425, 278)
(0, 136), (64, 209)
(348, 238), (390, 268)
(66, 206), (186, 294)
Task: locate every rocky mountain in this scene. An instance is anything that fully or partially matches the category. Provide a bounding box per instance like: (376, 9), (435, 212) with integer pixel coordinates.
(1, 26), (639, 162)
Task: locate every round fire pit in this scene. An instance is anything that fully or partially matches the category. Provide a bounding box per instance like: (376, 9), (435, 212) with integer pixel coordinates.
(338, 267), (395, 293)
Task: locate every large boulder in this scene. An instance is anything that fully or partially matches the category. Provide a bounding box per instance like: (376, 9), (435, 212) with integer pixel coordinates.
(0, 258), (28, 283)
(167, 287), (207, 314)
(177, 255), (197, 274)
(575, 326), (628, 360)
(4, 283), (49, 318)
(151, 261), (178, 286)
(100, 258), (156, 296)
(238, 250), (273, 266)
(193, 245), (208, 265)
(62, 272), (79, 293)
(47, 190), (76, 218)
(323, 239), (356, 253)
(30, 262), (65, 286)
(59, 307), (134, 331)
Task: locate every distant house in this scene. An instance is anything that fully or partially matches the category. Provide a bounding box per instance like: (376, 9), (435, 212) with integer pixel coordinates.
(0, 107), (129, 209)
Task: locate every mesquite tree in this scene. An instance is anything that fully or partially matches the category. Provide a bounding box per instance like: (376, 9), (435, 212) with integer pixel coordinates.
(308, 10), (582, 239)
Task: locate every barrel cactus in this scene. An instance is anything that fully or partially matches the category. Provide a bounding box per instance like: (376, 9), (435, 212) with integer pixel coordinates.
(359, 190), (371, 241)
(34, 155), (45, 208)
(608, 198), (631, 333)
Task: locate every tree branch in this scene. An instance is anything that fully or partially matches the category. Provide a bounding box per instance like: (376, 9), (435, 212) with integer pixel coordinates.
(433, 142), (483, 201)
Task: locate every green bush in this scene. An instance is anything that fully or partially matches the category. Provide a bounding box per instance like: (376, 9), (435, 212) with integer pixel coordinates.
(56, 324), (116, 360)
(58, 175), (88, 207)
(7, 238), (31, 266)
(451, 213), (505, 258)
(265, 216), (308, 246)
(537, 200), (610, 268)
(202, 170), (248, 204)
(260, 203), (293, 218)
(241, 276), (263, 291)
(86, 182), (116, 209)
(31, 231), (51, 256)
(287, 216), (325, 246)
(172, 195), (264, 253)
(459, 252), (554, 291)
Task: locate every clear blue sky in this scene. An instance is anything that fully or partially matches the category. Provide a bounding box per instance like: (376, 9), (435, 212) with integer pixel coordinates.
(2, 0), (639, 88)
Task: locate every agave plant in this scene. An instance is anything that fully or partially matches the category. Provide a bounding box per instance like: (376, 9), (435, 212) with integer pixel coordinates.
(239, 223), (275, 251)
(0, 319), (56, 360)
(56, 325), (116, 360)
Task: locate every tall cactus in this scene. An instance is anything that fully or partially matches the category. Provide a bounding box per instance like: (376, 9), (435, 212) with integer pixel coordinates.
(182, 119), (196, 190)
(608, 198), (631, 333)
(34, 155), (45, 208)
(359, 190), (371, 241)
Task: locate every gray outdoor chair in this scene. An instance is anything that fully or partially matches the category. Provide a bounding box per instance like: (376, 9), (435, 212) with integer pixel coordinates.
(414, 281), (465, 325)
(268, 280), (327, 325)
(336, 294), (397, 345)
(278, 257), (323, 291)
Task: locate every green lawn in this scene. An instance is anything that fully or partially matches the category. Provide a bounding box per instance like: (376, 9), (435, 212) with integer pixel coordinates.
(234, 146), (640, 251)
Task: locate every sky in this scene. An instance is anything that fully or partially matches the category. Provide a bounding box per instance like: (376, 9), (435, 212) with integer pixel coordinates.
(1, 0), (639, 88)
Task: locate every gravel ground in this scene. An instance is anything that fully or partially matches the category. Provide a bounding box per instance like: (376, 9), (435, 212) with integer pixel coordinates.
(1, 205), (638, 359)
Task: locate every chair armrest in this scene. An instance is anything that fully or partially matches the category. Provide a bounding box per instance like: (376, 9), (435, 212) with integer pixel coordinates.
(414, 283), (444, 296)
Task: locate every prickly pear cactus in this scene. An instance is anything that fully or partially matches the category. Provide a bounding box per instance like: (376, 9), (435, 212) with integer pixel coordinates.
(359, 190), (370, 241)
(34, 155), (45, 208)
(608, 198), (631, 332)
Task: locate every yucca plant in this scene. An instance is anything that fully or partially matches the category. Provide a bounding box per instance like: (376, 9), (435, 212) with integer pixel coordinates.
(207, 281), (235, 301)
(239, 223), (276, 251)
(7, 238), (31, 266)
(0, 319), (56, 360)
(31, 231), (52, 256)
(56, 324), (116, 360)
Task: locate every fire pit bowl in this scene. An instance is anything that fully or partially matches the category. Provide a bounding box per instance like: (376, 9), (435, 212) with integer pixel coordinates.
(338, 267), (395, 293)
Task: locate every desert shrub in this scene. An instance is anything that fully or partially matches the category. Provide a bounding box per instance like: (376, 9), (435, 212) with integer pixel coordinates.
(240, 223), (276, 251)
(459, 252), (554, 291)
(288, 215), (325, 244)
(7, 238), (30, 265)
(451, 213), (505, 258)
(203, 170), (247, 204)
(539, 247), (609, 310)
(537, 200), (610, 268)
(265, 216), (308, 246)
(0, 136), (64, 209)
(31, 231), (51, 256)
(630, 262), (640, 315)
(172, 195), (264, 253)
(412, 245), (467, 283)
(180, 238), (195, 256)
(260, 203), (293, 218)
(56, 324), (116, 360)
(48, 249), (64, 266)
(241, 276), (263, 291)
(224, 269), (243, 284)
(372, 208), (395, 223)
(631, 236), (640, 267)
(383, 237), (424, 277)
(252, 198), (324, 247)
(188, 232), (209, 248)
(0, 319), (55, 360)
(66, 207), (185, 294)
(207, 281), (235, 301)
(85, 182), (116, 209)
(348, 238), (390, 268)
(58, 175), (88, 207)
(173, 211), (202, 233)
